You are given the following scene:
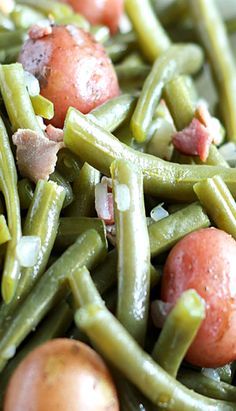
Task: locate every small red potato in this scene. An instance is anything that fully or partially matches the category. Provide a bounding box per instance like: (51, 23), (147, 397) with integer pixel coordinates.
(19, 25), (120, 127)
(4, 339), (119, 411)
(161, 227), (236, 368)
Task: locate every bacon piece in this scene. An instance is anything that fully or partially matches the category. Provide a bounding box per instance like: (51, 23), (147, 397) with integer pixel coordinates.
(172, 118), (213, 162)
(45, 124), (64, 142)
(12, 129), (64, 182)
(196, 104), (222, 145)
(29, 25), (53, 40)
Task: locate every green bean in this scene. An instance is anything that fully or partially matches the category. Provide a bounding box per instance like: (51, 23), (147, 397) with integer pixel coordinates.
(76, 304), (234, 410)
(56, 148), (81, 182)
(0, 118), (21, 304)
(0, 215), (11, 245)
(105, 43), (129, 63)
(190, 0), (236, 141)
(125, 0), (171, 62)
(15, 0), (73, 19)
(10, 5), (45, 29)
(194, 175), (236, 238)
(216, 363), (236, 384)
(115, 63), (150, 83)
(90, 25), (110, 44)
(0, 45), (22, 64)
(56, 13), (90, 31)
(178, 369), (236, 402)
(55, 217), (106, 251)
(0, 180), (65, 333)
(149, 202), (210, 257)
(151, 0), (188, 27)
(0, 12), (15, 31)
(18, 178), (34, 209)
(111, 160), (150, 345)
(195, 145), (229, 167)
(88, 94), (137, 133)
(50, 171), (74, 208)
(0, 63), (44, 135)
(31, 94), (54, 120)
(68, 266), (104, 309)
(64, 108), (236, 201)
(115, 375), (156, 411)
(152, 290), (205, 378)
(0, 30), (26, 49)
(0, 300), (72, 408)
(0, 229), (107, 372)
(65, 162), (100, 217)
(91, 249), (117, 296)
(131, 44), (204, 143)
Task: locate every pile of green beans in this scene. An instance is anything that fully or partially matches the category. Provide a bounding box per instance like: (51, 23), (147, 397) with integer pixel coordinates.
(0, 0), (236, 410)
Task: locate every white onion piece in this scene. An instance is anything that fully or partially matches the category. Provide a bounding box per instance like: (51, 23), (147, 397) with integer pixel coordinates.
(147, 118), (174, 160)
(95, 183), (110, 220)
(101, 176), (113, 189)
(219, 142), (236, 166)
(114, 184), (130, 212)
(36, 115), (46, 130)
(16, 236), (41, 268)
(151, 300), (173, 328)
(201, 368), (221, 382)
(24, 71), (40, 97)
(150, 203), (169, 222)
(119, 14), (132, 33)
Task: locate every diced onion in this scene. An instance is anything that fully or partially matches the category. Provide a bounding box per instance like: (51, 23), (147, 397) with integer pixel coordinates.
(147, 118), (174, 160)
(114, 184), (130, 212)
(151, 300), (173, 328)
(36, 116), (46, 130)
(95, 183), (110, 220)
(16, 236), (41, 268)
(219, 142), (236, 166)
(24, 71), (40, 97)
(150, 203), (169, 222)
(201, 368), (221, 382)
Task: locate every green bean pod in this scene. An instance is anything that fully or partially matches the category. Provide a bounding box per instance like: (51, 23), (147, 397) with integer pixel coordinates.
(68, 266), (104, 308)
(64, 108), (236, 201)
(10, 5), (44, 29)
(111, 159), (150, 345)
(18, 178), (34, 209)
(76, 304), (235, 410)
(0, 63), (44, 135)
(56, 148), (81, 182)
(194, 175), (236, 238)
(15, 0), (73, 19)
(125, 0), (171, 62)
(0, 215), (11, 245)
(0, 229), (107, 372)
(152, 289), (205, 378)
(31, 94), (54, 120)
(0, 118), (21, 304)
(131, 44), (204, 142)
(49, 171), (74, 208)
(190, 0), (236, 141)
(65, 162), (100, 217)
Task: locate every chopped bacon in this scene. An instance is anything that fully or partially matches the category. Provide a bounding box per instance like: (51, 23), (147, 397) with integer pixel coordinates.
(196, 104), (222, 145)
(29, 25), (53, 40)
(45, 124), (64, 142)
(172, 118), (213, 162)
(12, 129), (64, 182)
(95, 183), (114, 225)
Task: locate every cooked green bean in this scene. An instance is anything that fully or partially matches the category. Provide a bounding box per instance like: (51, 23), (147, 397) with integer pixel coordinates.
(106, 43), (129, 63)
(18, 178), (34, 209)
(90, 25), (110, 44)
(50, 171), (74, 208)
(91, 248), (117, 295)
(115, 375), (156, 411)
(194, 175), (236, 238)
(151, 0), (188, 27)
(0, 45), (22, 64)
(0, 215), (11, 245)
(152, 290), (205, 378)
(149, 202), (210, 257)
(76, 304), (234, 410)
(125, 0), (171, 62)
(195, 145), (229, 167)
(0, 229), (106, 372)
(88, 94), (137, 133)
(0, 63), (44, 135)
(0, 118), (21, 304)
(31, 94), (54, 120)
(216, 363), (236, 384)
(131, 44), (204, 142)
(0, 12), (14, 31)
(68, 266), (104, 308)
(115, 63), (150, 83)
(0, 30), (26, 49)
(111, 159), (150, 345)
(15, 0), (73, 19)
(64, 108), (236, 201)
(0, 300), (73, 408)
(178, 369), (236, 402)
(65, 162), (100, 217)
(10, 5), (45, 29)
(0, 180), (65, 334)
(190, 0), (236, 141)
(56, 13), (90, 31)
(55, 217), (106, 251)
(56, 148), (81, 182)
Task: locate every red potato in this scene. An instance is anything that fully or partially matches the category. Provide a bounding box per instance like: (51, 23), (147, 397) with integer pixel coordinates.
(59, 0), (124, 34)
(161, 227), (236, 368)
(4, 339), (119, 411)
(19, 25), (120, 128)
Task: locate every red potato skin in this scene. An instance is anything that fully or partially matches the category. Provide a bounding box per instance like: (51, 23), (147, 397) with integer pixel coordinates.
(60, 0), (124, 34)
(18, 25), (120, 128)
(161, 228), (236, 368)
(4, 339), (119, 411)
